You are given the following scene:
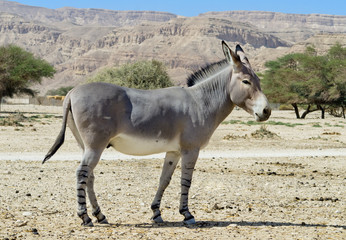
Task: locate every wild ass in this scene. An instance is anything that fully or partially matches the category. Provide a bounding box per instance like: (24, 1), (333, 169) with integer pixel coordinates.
(43, 41), (271, 226)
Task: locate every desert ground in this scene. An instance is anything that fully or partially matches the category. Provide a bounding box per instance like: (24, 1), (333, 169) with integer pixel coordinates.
(0, 104), (345, 240)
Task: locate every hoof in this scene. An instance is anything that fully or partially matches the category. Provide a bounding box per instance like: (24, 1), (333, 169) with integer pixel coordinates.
(151, 215), (164, 223)
(184, 217), (196, 225)
(82, 220), (94, 227)
(97, 217), (109, 224)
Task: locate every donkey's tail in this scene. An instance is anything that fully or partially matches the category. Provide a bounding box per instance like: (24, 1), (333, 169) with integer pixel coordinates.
(42, 90), (73, 164)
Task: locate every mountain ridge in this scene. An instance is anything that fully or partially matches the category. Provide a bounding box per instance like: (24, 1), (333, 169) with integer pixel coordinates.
(0, 0), (345, 94)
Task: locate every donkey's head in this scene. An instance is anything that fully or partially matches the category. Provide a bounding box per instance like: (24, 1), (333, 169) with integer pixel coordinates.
(222, 41), (271, 122)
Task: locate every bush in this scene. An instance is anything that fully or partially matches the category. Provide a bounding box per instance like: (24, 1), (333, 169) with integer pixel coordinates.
(279, 104), (294, 110)
(46, 86), (74, 96)
(88, 60), (173, 89)
(251, 126), (280, 139)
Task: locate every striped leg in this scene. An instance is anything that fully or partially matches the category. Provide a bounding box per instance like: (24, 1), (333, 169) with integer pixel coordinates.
(76, 150), (102, 226)
(151, 151), (180, 223)
(76, 164), (93, 226)
(87, 171), (108, 224)
(179, 149), (199, 224)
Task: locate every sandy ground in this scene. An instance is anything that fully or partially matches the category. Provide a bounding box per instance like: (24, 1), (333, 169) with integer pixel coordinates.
(0, 104), (345, 239)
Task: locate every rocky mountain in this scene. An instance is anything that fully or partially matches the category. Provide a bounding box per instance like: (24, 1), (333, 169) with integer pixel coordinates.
(200, 11), (346, 43)
(0, 0), (345, 94)
(0, 0), (177, 27)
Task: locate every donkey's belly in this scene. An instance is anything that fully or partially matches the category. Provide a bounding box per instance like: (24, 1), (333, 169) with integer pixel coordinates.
(109, 133), (180, 156)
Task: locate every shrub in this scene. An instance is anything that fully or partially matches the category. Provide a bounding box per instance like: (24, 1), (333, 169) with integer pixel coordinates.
(46, 86), (74, 96)
(88, 60), (173, 89)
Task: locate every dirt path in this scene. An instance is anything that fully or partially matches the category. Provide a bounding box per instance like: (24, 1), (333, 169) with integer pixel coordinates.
(0, 156), (345, 240)
(1, 148), (346, 161)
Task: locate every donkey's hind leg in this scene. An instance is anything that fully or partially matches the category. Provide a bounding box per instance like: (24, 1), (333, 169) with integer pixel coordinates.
(87, 171), (108, 224)
(76, 149), (103, 226)
(151, 151), (180, 223)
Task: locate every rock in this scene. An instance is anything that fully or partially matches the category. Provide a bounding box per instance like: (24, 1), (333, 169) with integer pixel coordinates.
(212, 203), (224, 210)
(15, 220), (28, 227)
(22, 211), (32, 216)
(31, 228), (39, 235)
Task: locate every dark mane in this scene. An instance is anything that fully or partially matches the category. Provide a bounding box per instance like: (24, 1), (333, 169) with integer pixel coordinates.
(186, 59), (228, 87)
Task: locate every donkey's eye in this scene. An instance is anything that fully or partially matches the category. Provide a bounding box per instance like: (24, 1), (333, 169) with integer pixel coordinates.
(242, 80), (251, 85)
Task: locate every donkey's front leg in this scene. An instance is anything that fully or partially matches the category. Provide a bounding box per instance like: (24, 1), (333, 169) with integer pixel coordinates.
(179, 149), (199, 224)
(151, 151), (180, 223)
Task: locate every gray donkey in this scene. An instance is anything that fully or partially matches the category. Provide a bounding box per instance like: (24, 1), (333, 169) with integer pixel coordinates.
(43, 41), (271, 226)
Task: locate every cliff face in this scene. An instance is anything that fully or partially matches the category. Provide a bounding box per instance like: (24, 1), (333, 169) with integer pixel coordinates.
(0, 0), (177, 27)
(0, 1), (345, 93)
(200, 11), (346, 43)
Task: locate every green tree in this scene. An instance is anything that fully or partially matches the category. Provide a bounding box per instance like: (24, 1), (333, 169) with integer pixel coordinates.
(262, 53), (309, 118)
(0, 45), (55, 109)
(325, 43), (346, 117)
(88, 60), (173, 89)
(262, 44), (346, 119)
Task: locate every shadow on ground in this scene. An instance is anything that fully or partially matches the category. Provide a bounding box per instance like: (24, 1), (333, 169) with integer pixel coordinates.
(98, 221), (345, 229)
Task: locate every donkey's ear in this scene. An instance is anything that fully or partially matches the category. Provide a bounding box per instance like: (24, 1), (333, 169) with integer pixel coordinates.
(235, 44), (244, 54)
(222, 41), (241, 69)
(235, 44), (251, 66)
(222, 41), (232, 63)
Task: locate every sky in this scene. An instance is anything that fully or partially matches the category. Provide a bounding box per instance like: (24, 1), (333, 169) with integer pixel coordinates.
(10, 0), (346, 16)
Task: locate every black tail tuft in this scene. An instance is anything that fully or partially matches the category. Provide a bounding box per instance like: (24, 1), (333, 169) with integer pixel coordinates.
(42, 132), (65, 164)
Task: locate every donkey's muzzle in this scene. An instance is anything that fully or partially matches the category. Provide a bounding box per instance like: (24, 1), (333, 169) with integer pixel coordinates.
(255, 106), (271, 122)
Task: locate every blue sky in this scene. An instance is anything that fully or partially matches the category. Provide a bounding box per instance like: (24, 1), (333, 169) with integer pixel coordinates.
(11, 0), (346, 16)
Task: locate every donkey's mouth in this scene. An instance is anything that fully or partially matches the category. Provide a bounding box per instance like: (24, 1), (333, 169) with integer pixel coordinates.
(255, 108), (271, 122)
(255, 113), (267, 122)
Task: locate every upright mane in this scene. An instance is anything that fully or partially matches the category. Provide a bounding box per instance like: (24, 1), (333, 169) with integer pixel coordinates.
(186, 59), (228, 87)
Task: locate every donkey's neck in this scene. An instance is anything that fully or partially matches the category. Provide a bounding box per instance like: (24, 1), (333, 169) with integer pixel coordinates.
(188, 66), (235, 126)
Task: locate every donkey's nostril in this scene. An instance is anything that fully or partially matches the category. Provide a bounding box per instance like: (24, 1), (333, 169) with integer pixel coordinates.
(263, 107), (271, 116)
